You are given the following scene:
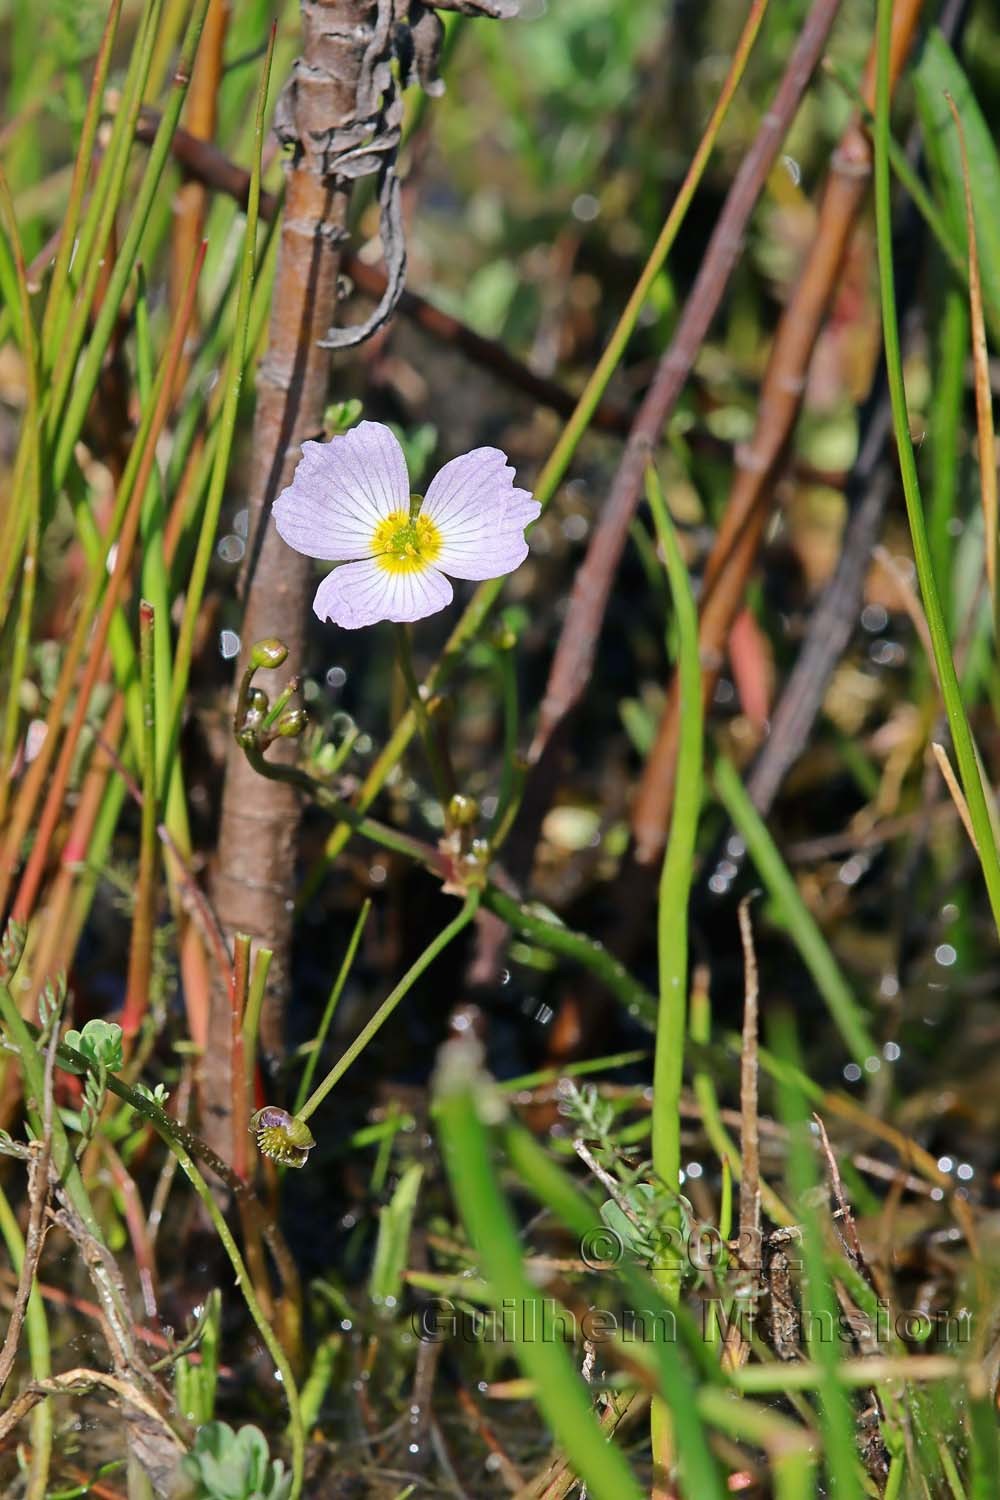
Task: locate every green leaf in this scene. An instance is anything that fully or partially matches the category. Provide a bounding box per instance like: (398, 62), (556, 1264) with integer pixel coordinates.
(63, 1018), (123, 1071)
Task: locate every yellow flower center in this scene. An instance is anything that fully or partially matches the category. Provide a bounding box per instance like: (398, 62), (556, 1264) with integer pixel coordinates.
(371, 506), (443, 574)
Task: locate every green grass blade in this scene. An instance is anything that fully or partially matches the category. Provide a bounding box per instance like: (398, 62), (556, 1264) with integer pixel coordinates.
(769, 1012), (865, 1497)
(167, 26), (274, 758)
(874, 0), (1000, 939)
(645, 466), (703, 1208)
(714, 755), (875, 1066)
(500, 1113), (727, 1498)
(435, 1062), (646, 1500)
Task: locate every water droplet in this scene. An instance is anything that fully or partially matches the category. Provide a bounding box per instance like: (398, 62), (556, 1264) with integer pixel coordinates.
(861, 604), (888, 633)
(937, 1156), (954, 1174)
(957, 1163), (974, 1181)
(217, 534), (245, 563)
(219, 629), (241, 659)
(843, 1063), (862, 1083)
(934, 944), (957, 968)
(326, 665), (347, 688)
(883, 1042), (901, 1062)
(571, 193), (599, 222)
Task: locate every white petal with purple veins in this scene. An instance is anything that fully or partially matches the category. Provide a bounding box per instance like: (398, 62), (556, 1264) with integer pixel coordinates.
(312, 559), (453, 629)
(272, 421), (411, 560)
(421, 447), (541, 581)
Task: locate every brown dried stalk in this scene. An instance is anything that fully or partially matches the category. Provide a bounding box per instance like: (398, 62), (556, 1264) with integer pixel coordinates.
(630, 0), (926, 864)
(207, 2), (384, 1159)
(0, 1030), (55, 1401)
(208, 1), (512, 1161)
(530, 0), (845, 765)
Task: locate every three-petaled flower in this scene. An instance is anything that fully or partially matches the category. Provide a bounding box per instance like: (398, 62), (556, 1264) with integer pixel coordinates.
(272, 421), (540, 629)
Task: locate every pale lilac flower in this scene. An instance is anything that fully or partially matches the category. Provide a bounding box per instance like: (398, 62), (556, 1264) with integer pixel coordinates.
(272, 421), (540, 629)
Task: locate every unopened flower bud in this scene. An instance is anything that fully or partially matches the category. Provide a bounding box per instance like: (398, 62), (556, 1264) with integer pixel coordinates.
(250, 639), (289, 670)
(447, 793), (479, 828)
(274, 708), (308, 738)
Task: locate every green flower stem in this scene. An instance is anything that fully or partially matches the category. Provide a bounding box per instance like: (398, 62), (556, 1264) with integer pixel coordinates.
(393, 622), (453, 805)
(241, 737), (658, 1022)
(480, 885), (656, 1024)
(295, 890), (479, 1126)
(874, 0), (1000, 940)
(293, 901), (371, 1117)
(490, 641), (521, 844)
(307, 1), (767, 893)
(241, 741), (442, 868)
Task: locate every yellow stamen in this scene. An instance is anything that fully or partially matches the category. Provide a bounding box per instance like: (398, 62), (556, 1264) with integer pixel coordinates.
(371, 507), (443, 574)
